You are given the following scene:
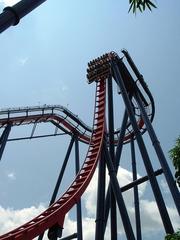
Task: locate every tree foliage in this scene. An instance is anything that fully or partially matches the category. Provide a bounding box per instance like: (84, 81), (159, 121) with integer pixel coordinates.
(165, 230), (180, 240)
(169, 136), (180, 187)
(129, 0), (157, 13)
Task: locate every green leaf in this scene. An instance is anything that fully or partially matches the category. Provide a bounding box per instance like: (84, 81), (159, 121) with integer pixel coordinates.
(142, 2), (146, 10)
(165, 229), (180, 240)
(128, 2), (134, 13)
(169, 136), (180, 188)
(147, 0), (157, 8)
(145, 1), (152, 11)
(138, 5), (143, 12)
(137, 0), (142, 7)
(133, 2), (137, 13)
(128, 0), (157, 13)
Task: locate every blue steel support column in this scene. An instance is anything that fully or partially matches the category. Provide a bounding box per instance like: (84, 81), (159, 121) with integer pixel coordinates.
(0, 0), (47, 33)
(60, 233), (78, 240)
(103, 139), (136, 240)
(95, 151), (106, 240)
(134, 90), (180, 215)
(75, 137), (83, 240)
(131, 138), (142, 240)
(104, 110), (129, 233)
(112, 60), (174, 234)
(39, 136), (75, 240)
(107, 75), (117, 240)
(50, 136), (75, 204)
(115, 110), (129, 168)
(0, 124), (11, 161)
(121, 169), (163, 192)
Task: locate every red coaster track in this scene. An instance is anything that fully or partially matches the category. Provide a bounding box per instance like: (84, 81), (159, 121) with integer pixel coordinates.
(0, 1), (179, 238)
(0, 79), (106, 240)
(1, 51), (178, 240)
(0, 51), (155, 239)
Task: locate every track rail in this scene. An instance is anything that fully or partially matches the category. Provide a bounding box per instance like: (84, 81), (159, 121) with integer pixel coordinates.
(0, 79), (106, 240)
(0, 105), (92, 144)
(0, 108), (142, 144)
(0, 114), (90, 144)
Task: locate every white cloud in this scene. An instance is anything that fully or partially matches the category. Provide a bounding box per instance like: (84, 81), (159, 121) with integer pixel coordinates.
(62, 215), (110, 240)
(7, 172), (16, 180)
(62, 214), (76, 237)
(0, 167), (179, 239)
(0, 0), (19, 6)
(0, 204), (46, 236)
(83, 167), (179, 237)
(62, 85), (68, 92)
(140, 200), (180, 234)
(83, 167), (146, 217)
(160, 179), (170, 194)
(18, 57), (29, 66)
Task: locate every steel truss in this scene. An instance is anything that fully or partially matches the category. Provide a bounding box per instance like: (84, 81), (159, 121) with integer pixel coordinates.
(0, 50), (179, 240)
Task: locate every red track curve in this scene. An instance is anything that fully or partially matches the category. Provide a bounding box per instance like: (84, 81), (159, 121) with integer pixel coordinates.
(0, 108), (144, 145)
(0, 114), (91, 144)
(0, 79), (106, 240)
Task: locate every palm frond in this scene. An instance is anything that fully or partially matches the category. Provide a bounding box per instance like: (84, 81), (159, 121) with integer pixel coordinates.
(128, 0), (157, 13)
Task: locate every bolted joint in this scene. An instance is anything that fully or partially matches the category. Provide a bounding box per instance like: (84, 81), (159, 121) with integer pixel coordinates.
(3, 6), (20, 25)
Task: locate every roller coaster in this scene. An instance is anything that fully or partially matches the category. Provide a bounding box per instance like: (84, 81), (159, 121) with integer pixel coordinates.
(0, 1), (179, 240)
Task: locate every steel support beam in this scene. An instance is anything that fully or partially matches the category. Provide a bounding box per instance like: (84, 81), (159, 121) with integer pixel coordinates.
(121, 168), (163, 192)
(38, 136), (75, 240)
(60, 233), (77, 240)
(30, 123), (37, 138)
(134, 90), (180, 215)
(75, 137), (83, 240)
(0, 124), (11, 161)
(112, 60), (174, 234)
(7, 133), (66, 141)
(95, 151), (106, 240)
(107, 75), (117, 240)
(0, 0), (47, 33)
(104, 110), (129, 233)
(131, 138), (142, 240)
(115, 110), (129, 168)
(50, 136), (75, 205)
(103, 139), (136, 240)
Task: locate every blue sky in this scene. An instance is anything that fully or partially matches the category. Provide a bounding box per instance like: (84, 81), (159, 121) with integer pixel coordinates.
(0, 0), (180, 239)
